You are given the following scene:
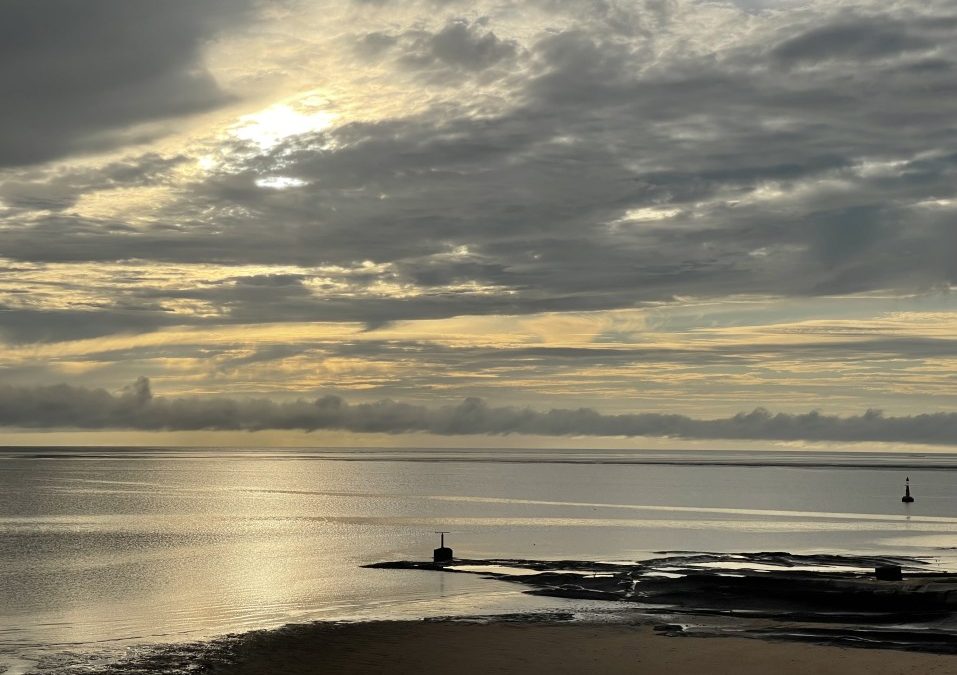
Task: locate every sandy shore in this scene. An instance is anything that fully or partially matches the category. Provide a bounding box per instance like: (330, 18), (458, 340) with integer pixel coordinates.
(162, 620), (955, 675)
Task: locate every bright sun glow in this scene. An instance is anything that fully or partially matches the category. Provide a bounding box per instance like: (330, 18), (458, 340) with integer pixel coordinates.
(232, 103), (338, 150)
(255, 176), (309, 190)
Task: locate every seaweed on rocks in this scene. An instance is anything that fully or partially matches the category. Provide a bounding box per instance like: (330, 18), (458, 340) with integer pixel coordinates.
(367, 551), (957, 654)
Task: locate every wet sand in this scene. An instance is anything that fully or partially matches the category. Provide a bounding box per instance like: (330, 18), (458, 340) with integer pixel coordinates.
(366, 553), (957, 653)
(166, 621), (955, 675)
(81, 551), (957, 673)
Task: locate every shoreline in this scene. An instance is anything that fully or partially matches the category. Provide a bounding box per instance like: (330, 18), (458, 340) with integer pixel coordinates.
(88, 617), (957, 674)
(365, 551), (957, 654)
(12, 550), (957, 673)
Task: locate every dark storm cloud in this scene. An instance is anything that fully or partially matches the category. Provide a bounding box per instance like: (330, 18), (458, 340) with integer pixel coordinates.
(0, 0), (251, 167)
(3, 377), (957, 446)
(400, 19), (520, 71)
(356, 18), (522, 83)
(772, 18), (932, 65)
(0, 307), (191, 344)
(0, 154), (185, 211)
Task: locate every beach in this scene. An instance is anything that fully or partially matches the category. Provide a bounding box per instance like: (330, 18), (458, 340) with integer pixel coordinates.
(7, 0), (957, 670)
(103, 620), (956, 675)
(4, 448), (957, 673)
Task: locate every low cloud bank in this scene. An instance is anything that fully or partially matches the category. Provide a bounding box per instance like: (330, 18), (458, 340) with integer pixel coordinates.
(2, 377), (956, 446)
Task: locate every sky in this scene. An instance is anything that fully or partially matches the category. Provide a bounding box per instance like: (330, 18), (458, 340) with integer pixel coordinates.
(1, 0), (957, 449)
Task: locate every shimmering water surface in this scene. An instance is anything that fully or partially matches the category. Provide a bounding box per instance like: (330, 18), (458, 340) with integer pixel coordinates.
(2, 447), (956, 673)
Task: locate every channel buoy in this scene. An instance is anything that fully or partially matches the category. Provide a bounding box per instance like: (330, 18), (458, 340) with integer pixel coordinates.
(902, 476), (915, 503)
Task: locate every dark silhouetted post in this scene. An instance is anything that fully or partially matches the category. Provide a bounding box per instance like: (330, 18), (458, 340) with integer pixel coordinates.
(433, 531), (453, 564)
(875, 565), (903, 581)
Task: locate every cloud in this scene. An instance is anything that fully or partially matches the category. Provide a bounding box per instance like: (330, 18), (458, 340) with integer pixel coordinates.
(0, 153), (184, 211)
(4, 5), (957, 319)
(355, 18), (522, 84)
(0, 309), (176, 345)
(405, 19), (520, 71)
(2, 0), (957, 427)
(0, 0), (251, 166)
(2, 377), (957, 446)
(772, 17), (933, 65)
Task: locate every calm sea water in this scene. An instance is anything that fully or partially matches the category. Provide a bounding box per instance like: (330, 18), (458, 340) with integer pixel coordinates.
(2, 447), (957, 673)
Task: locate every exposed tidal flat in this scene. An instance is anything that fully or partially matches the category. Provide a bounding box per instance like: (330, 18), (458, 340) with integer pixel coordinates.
(3, 447), (957, 673)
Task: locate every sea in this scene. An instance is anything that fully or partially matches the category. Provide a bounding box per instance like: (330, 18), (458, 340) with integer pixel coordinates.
(2, 446), (957, 674)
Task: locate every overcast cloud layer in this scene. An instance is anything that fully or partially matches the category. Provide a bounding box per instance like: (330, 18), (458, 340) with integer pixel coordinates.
(1, 0), (956, 445)
(5, 377), (957, 446)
